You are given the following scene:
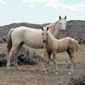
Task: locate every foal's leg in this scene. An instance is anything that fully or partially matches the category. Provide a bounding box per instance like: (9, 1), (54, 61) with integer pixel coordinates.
(67, 49), (74, 75)
(45, 52), (51, 71)
(42, 49), (51, 72)
(52, 51), (59, 75)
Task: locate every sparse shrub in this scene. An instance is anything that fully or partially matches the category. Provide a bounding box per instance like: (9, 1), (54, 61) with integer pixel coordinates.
(0, 38), (4, 43)
(0, 47), (43, 67)
(17, 51), (43, 65)
(0, 53), (7, 67)
(3, 37), (7, 42)
(83, 40), (85, 44)
(69, 75), (85, 85)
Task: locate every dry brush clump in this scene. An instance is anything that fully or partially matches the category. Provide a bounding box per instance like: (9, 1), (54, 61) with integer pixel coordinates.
(69, 74), (85, 85)
(0, 47), (43, 67)
(17, 47), (43, 65)
(0, 53), (7, 67)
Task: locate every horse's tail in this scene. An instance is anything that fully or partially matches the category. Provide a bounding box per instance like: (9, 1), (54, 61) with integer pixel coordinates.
(7, 29), (14, 53)
(75, 40), (79, 52)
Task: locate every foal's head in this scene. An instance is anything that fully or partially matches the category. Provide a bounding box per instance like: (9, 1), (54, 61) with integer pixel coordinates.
(58, 16), (67, 30)
(42, 27), (49, 43)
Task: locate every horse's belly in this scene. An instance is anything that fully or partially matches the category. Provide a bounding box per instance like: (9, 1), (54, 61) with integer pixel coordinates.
(24, 40), (43, 48)
(23, 30), (43, 48)
(57, 49), (65, 53)
(56, 46), (67, 53)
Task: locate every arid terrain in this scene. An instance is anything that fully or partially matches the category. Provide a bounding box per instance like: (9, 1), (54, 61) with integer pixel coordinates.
(0, 43), (85, 85)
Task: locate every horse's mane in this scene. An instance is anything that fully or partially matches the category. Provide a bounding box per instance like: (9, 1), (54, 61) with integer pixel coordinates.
(49, 20), (60, 36)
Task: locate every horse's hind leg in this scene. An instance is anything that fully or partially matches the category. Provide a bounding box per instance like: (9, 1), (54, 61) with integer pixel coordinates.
(67, 49), (74, 75)
(7, 42), (23, 69)
(7, 46), (17, 69)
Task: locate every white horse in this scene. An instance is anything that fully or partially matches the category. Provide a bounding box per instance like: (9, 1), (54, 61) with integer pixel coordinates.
(42, 27), (79, 75)
(7, 16), (67, 69)
(44, 16), (67, 37)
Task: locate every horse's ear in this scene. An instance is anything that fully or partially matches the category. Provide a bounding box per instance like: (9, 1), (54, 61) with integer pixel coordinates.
(59, 16), (61, 20)
(41, 27), (43, 30)
(64, 16), (67, 20)
(47, 27), (49, 31)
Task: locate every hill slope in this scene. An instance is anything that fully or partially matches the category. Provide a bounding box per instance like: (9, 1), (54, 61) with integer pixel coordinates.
(0, 20), (85, 44)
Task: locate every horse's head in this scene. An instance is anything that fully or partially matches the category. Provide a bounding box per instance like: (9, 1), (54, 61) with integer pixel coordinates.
(41, 27), (49, 43)
(58, 16), (67, 31)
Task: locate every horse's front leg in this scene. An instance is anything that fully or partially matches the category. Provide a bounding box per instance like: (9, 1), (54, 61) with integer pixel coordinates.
(44, 52), (51, 72)
(14, 45), (23, 70)
(52, 51), (59, 75)
(42, 49), (51, 73)
(14, 55), (20, 70)
(41, 50), (48, 72)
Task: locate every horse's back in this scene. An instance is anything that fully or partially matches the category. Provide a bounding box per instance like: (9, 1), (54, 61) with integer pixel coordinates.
(11, 26), (42, 37)
(11, 26), (43, 48)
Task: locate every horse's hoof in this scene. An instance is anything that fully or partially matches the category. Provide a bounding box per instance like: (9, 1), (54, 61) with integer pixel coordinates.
(43, 70), (47, 74)
(42, 69), (48, 74)
(55, 72), (58, 75)
(16, 66), (20, 70)
(7, 66), (10, 70)
(44, 70), (48, 74)
(42, 68), (45, 72)
(68, 72), (72, 76)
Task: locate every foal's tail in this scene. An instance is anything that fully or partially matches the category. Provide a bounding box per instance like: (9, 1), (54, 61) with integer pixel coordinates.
(7, 29), (14, 53)
(75, 40), (79, 52)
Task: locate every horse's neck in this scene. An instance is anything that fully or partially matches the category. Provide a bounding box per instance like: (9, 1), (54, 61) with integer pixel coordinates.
(47, 32), (57, 45)
(49, 21), (60, 37)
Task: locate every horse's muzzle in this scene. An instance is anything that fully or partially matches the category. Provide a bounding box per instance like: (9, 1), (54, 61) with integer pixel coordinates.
(43, 40), (46, 43)
(61, 30), (65, 33)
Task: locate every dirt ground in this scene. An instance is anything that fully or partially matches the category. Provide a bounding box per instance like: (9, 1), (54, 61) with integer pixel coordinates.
(0, 43), (85, 85)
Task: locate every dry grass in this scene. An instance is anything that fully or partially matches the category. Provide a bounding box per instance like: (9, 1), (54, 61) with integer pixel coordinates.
(0, 43), (85, 85)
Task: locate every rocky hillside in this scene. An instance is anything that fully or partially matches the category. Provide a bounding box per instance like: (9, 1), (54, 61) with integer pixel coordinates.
(0, 20), (85, 44)
(0, 23), (42, 42)
(66, 20), (85, 44)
